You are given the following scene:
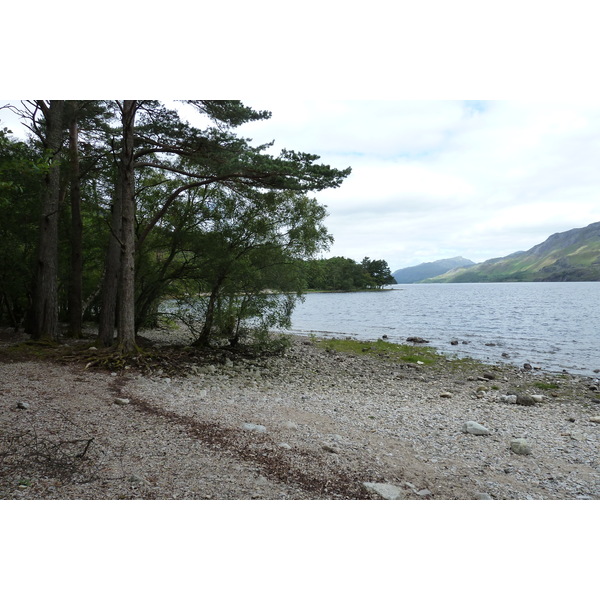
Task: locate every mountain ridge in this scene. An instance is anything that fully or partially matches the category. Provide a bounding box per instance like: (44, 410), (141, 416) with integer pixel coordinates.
(391, 256), (475, 283)
(424, 221), (600, 283)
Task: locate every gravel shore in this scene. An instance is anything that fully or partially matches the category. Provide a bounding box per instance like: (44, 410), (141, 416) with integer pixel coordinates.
(2, 328), (600, 500)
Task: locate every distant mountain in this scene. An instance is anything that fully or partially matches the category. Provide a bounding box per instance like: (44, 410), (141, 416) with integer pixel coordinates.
(391, 257), (475, 283)
(425, 221), (600, 283)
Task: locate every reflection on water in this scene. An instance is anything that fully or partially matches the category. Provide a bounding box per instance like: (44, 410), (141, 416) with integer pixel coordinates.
(288, 282), (600, 376)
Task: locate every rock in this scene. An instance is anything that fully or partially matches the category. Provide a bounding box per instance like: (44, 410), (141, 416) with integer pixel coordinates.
(88, 346), (97, 351)
(570, 431), (587, 442)
(440, 391), (453, 398)
(500, 395), (517, 404)
(416, 488), (433, 498)
(283, 421), (298, 430)
(516, 394), (537, 406)
(450, 339), (459, 346)
(406, 337), (429, 344)
(242, 423), (267, 433)
(523, 363), (533, 370)
(16, 401), (30, 409)
(531, 395), (545, 403)
(590, 416), (600, 424)
(363, 482), (405, 500)
(322, 444), (340, 454)
(510, 438), (532, 455)
(278, 443), (292, 450)
(130, 474), (151, 485)
(462, 421), (491, 436)
(482, 373), (496, 380)
(474, 492), (493, 500)
(114, 398), (130, 405)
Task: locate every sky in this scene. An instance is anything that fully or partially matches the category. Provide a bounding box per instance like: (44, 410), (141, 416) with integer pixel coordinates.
(5, 99), (599, 272)
(207, 99), (600, 270)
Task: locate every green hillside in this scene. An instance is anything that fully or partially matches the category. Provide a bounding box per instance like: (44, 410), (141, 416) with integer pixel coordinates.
(424, 222), (600, 283)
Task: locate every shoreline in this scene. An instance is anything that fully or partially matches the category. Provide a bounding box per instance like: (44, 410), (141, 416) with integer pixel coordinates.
(1, 328), (600, 499)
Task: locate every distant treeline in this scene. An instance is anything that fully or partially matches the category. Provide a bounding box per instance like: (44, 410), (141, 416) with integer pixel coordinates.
(300, 256), (396, 291)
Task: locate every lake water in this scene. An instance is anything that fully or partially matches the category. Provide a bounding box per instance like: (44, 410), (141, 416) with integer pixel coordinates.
(287, 282), (600, 377)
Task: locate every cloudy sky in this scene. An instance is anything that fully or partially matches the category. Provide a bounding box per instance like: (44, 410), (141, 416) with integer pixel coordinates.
(160, 100), (600, 271)
(4, 100), (599, 272)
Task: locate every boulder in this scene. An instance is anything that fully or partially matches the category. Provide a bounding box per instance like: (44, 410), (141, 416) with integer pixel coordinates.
(363, 482), (405, 500)
(516, 394), (537, 406)
(462, 421), (491, 436)
(510, 438), (532, 455)
(242, 423), (267, 433)
(406, 337), (429, 344)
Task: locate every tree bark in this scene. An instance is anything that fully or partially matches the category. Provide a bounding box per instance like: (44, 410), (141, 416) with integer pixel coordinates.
(117, 101), (138, 352)
(97, 162), (123, 347)
(67, 102), (83, 338)
(31, 100), (64, 341)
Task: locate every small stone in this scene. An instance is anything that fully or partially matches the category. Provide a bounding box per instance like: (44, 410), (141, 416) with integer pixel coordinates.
(242, 423), (267, 433)
(283, 421), (298, 430)
(500, 395), (517, 404)
(416, 488), (433, 498)
(516, 394), (537, 406)
(482, 373), (496, 380)
(440, 391), (453, 398)
(278, 443), (292, 450)
(322, 444), (340, 454)
(474, 492), (493, 500)
(570, 431), (587, 442)
(450, 339), (459, 345)
(462, 421), (491, 436)
(510, 438), (532, 455)
(363, 482), (405, 500)
(88, 346), (97, 351)
(523, 363), (533, 370)
(130, 474), (151, 485)
(590, 416), (600, 424)
(531, 394), (545, 403)
(16, 401), (30, 409)
(114, 398), (130, 405)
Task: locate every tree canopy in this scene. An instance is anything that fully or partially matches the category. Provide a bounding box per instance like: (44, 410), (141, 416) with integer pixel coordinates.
(0, 100), (355, 351)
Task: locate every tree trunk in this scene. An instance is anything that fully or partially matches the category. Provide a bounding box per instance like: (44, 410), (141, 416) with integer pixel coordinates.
(67, 102), (83, 338)
(97, 172), (123, 347)
(117, 100), (138, 352)
(31, 100), (64, 341)
(193, 276), (226, 347)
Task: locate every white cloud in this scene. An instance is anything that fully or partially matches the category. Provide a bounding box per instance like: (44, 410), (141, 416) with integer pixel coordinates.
(4, 99), (600, 272)
(236, 100), (600, 270)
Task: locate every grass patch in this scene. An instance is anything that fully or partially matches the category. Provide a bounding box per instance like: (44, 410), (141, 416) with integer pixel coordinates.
(534, 381), (560, 390)
(317, 338), (440, 365)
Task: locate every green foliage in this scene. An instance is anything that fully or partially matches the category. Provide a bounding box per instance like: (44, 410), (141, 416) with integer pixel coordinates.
(301, 256), (396, 291)
(0, 128), (46, 327)
(0, 100), (351, 352)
